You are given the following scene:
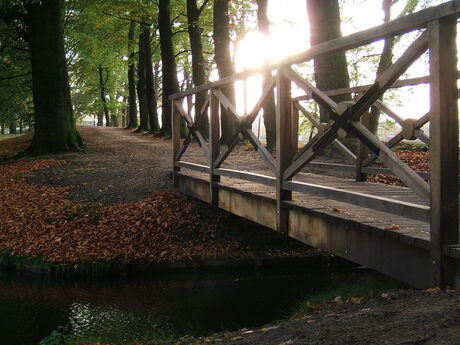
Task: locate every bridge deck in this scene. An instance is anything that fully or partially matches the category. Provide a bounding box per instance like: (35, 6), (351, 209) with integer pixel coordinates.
(176, 143), (460, 288)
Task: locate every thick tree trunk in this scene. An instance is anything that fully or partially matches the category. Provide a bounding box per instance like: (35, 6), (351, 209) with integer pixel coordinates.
(213, 0), (236, 145)
(137, 29), (150, 132)
(368, 0), (393, 135)
(98, 65), (111, 126)
(143, 25), (160, 134)
(127, 21), (138, 129)
(307, 0), (351, 122)
(97, 111), (104, 126)
(9, 114), (16, 134)
(25, 0), (81, 154)
(158, 0), (180, 137)
(111, 114), (119, 127)
(187, 0), (209, 138)
(257, 0), (276, 150)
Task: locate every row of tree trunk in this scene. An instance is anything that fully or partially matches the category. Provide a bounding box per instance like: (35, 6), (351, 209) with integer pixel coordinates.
(21, 0), (386, 154)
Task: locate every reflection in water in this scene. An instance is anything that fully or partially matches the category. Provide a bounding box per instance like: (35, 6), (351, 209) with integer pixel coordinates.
(0, 268), (394, 345)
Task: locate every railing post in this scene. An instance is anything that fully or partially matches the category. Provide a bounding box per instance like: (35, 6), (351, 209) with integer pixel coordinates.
(356, 105), (369, 182)
(276, 67), (293, 234)
(172, 99), (181, 188)
(209, 89), (220, 207)
(428, 18), (459, 288)
(291, 102), (299, 156)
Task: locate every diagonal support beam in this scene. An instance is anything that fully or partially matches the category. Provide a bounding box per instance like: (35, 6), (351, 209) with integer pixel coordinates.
(294, 102), (357, 161)
(175, 99), (209, 156)
(284, 31), (429, 184)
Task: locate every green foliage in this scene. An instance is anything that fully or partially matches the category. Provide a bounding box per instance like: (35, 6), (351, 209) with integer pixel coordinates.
(289, 272), (405, 319)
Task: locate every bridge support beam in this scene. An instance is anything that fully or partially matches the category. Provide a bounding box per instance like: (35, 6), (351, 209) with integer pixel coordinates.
(429, 18), (459, 288)
(276, 68), (294, 233)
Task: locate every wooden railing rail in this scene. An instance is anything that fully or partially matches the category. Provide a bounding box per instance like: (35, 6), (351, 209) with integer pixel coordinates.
(171, 0), (460, 287)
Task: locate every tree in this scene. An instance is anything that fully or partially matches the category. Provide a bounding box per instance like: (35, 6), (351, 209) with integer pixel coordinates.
(144, 24), (159, 134)
(307, 0), (350, 122)
(127, 20), (138, 129)
(158, 0), (180, 137)
(213, 0), (237, 145)
(136, 26), (150, 132)
(98, 65), (111, 126)
(186, 0), (209, 138)
(25, 0), (82, 153)
(367, 0), (419, 134)
(257, 0), (276, 150)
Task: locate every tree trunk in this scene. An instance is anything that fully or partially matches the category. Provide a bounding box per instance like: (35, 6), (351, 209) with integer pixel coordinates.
(307, 0), (351, 122)
(25, 0), (81, 154)
(158, 0), (180, 137)
(213, 0), (236, 145)
(144, 25), (160, 133)
(9, 114), (16, 134)
(257, 0), (276, 150)
(111, 114), (119, 127)
(137, 29), (150, 132)
(368, 0), (393, 135)
(98, 65), (111, 126)
(187, 0), (209, 138)
(97, 111), (104, 126)
(127, 21), (138, 129)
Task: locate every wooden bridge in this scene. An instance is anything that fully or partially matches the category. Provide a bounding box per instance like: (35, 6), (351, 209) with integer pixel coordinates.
(170, 1), (460, 289)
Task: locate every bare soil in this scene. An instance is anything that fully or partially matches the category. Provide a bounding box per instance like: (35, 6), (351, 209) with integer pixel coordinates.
(170, 288), (460, 345)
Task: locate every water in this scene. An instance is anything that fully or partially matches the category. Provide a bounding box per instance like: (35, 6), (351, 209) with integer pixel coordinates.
(0, 268), (395, 345)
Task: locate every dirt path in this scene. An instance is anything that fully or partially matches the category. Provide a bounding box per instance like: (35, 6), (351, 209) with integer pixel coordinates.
(29, 126), (174, 204)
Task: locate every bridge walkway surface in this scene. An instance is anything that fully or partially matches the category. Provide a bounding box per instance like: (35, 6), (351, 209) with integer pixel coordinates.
(171, 1), (460, 288)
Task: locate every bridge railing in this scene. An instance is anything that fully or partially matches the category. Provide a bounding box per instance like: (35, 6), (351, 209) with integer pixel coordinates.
(171, 0), (460, 287)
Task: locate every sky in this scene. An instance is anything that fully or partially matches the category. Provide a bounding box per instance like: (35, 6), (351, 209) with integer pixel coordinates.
(232, 0), (452, 125)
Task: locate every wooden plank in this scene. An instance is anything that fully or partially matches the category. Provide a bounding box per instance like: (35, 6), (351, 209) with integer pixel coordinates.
(374, 100), (405, 124)
(174, 99), (209, 157)
(284, 32), (429, 182)
(170, 1), (460, 100)
(276, 68), (293, 233)
(175, 133), (192, 162)
(244, 129), (277, 174)
(213, 88), (241, 123)
(428, 18), (459, 287)
(176, 161), (210, 174)
(294, 102), (356, 161)
(213, 132), (241, 169)
(351, 121), (431, 203)
(284, 180), (430, 222)
(215, 168), (276, 187)
(172, 100), (181, 188)
(209, 89), (220, 206)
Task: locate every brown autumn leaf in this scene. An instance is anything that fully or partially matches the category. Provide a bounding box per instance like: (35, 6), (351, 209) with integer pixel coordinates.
(385, 225), (400, 230)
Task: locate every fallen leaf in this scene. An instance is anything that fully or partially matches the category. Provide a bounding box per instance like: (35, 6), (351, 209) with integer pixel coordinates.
(385, 225), (400, 230)
(350, 296), (363, 304)
(425, 287), (442, 294)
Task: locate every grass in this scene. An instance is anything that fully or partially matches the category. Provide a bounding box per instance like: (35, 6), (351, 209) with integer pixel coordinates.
(288, 272), (405, 319)
(38, 325), (176, 345)
(0, 249), (123, 277)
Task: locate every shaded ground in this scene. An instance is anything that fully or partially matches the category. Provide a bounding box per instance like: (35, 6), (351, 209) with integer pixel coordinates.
(2, 128), (458, 345)
(0, 127), (309, 264)
(162, 288), (460, 345)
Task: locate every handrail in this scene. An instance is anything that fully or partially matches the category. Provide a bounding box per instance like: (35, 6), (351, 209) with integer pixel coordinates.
(172, 0), (460, 287)
(170, 0), (460, 100)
